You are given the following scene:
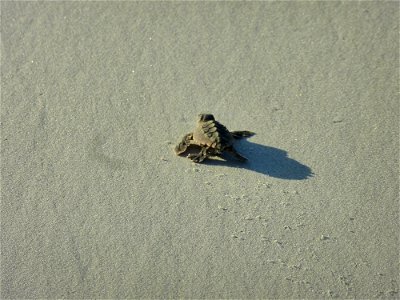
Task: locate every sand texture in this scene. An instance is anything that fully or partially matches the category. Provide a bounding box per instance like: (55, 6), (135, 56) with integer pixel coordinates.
(1, 2), (399, 299)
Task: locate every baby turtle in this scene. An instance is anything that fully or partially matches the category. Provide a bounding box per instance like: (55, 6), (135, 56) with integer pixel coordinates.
(175, 113), (255, 163)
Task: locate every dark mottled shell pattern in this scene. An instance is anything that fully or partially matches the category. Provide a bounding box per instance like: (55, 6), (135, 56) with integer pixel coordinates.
(193, 120), (234, 151)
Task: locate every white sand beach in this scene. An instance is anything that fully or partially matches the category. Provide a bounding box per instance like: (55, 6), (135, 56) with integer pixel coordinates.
(1, 2), (398, 298)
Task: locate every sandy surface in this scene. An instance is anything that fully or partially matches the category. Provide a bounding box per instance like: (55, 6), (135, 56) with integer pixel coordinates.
(1, 2), (398, 299)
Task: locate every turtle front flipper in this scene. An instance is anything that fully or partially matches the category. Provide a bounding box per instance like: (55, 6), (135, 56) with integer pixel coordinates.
(230, 131), (255, 139)
(225, 146), (247, 162)
(175, 133), (194, 155)
(188, 147), (209, 163)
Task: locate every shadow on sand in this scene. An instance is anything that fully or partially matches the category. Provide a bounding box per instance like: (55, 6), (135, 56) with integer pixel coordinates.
(187, 140), (313, 180)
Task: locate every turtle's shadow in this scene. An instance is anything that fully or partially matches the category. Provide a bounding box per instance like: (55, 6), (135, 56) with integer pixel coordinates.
(194, 140), (313, 180)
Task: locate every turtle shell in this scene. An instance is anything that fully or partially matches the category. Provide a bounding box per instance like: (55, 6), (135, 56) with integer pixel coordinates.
(193, 119), (234, 151)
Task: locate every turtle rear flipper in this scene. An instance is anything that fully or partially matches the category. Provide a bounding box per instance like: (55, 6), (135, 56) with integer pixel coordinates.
(188, 147), (209, 163)
(230, 131), (255, 139)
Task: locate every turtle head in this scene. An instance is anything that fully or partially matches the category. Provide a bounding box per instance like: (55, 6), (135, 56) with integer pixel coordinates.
(198, 113), (215, 122)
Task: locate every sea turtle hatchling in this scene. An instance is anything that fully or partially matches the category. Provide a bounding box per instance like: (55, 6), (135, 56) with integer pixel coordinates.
(175, 114), (255, 163)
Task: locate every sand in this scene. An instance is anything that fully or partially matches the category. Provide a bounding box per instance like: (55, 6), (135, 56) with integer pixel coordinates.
(1, 2), (398, 299)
